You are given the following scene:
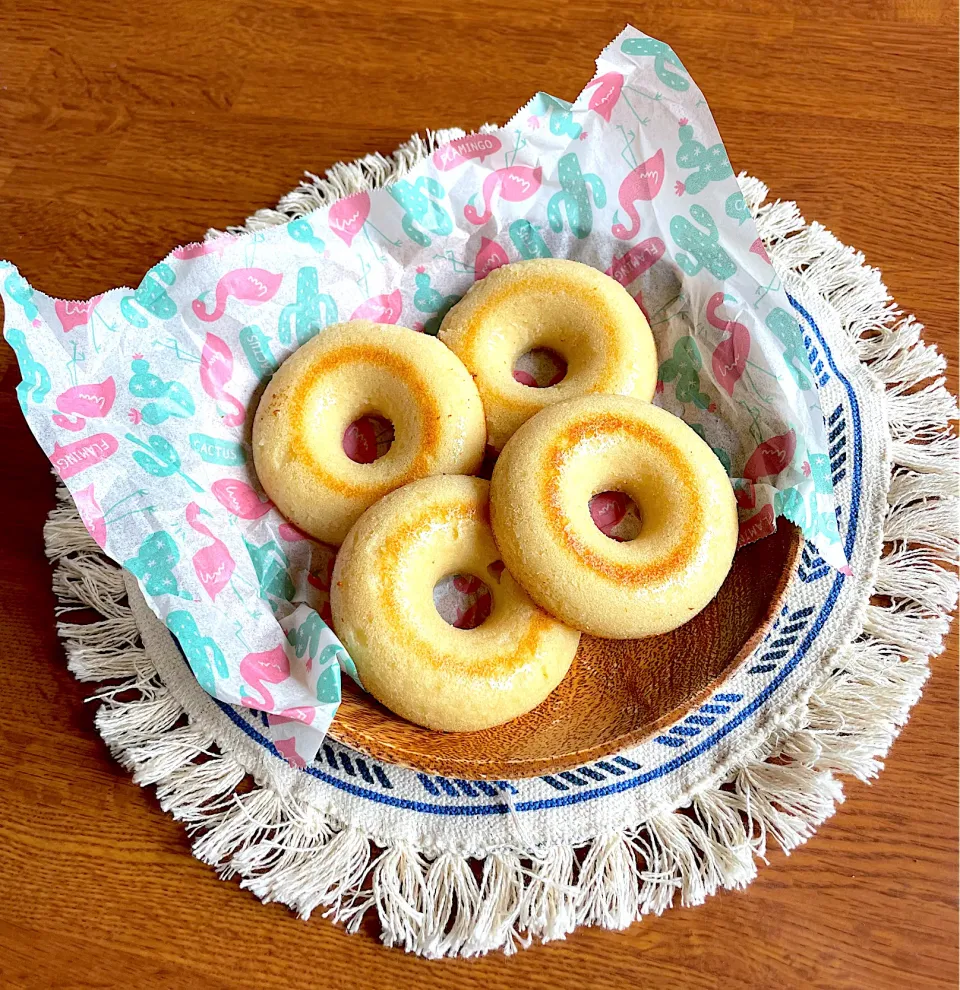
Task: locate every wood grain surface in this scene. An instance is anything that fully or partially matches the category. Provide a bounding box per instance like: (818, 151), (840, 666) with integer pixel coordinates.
(0, 2), (956, 987)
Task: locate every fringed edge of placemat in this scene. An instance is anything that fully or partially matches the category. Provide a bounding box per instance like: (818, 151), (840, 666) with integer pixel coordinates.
(42, 135), (959, 956)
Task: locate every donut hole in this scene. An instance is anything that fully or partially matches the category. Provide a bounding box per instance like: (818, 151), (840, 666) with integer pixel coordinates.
(342, 414), (394, 464)
(513, 347), (568, 388)
(589, 491), (643, 542)
(433, 573), (493, 629)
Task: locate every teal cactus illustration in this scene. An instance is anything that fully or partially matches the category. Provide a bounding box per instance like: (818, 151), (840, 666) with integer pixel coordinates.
(6, 327), (51, 413)
(287, 217), (326, 253)
(529, 93), (582, 139)
(670, 205), (737, 279)
(278, 267), (338, 347)
(4, 270), (39, 322)
(725, 191), (751, 225)
(547, 153), (606, 239)
(774, 485), (807, 526)
(166, 610), (228, 695)
(239, 325), (279, 379)
(125, 531), (190, 598)
(126, 433), (203, 491)
(315, 655), (341, 703)
(128, 355), (195, 424)
(244, 536), (295, 608)
(413, 271), (461, 336)
(675, 119), (733, 196)
(816, 507), (841, 542)
(807, 452), (833, 494)
(121, 263), (177, 328)
(387, 177), (453, 247)
(509, 219), (552, 259)
(658, 337), (712, 409)
(621, 37), (690, 91)
(765, 307), (813, 390)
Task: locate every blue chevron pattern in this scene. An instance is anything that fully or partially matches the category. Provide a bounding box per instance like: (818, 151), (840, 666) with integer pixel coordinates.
(323, 743), (393, 789)
(653, 693), (745, 748)
(539, 754), (643, 791)
(803, 333), (830, 387)
(417, 774), (519, 798)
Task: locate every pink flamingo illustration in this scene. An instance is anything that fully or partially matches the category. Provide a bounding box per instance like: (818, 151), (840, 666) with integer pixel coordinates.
(239, 643), (290, 709)
(210, 477), (273, 519)
(268, 706), (316, 725)
(172, 237), (235, 260)
(199, 333), (245, 427)
(279, 522), (310, 542)
(584, 72), (624, 122)
(707, 292), (751, 397)
(52, 377), (116, 431)
(743, 429), (797, 482)
(191, 268), (282, 322)
(185, 502), (235, 602)
(75, 484), (107, 547)
(74, 484), (151, 547)
(464, 165), (543, 225)
(612, 149), (665, 240)
(328, 192), (370, 247)
(351, 289), (402, 324)
(474, 237), (509, 281)
(750, 238), (771, 264)
(274, 736), (307, 768)
(55, 295), (103, 333)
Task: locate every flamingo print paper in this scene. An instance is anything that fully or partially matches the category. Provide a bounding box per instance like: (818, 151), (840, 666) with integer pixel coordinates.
(1, 26), (846, 766)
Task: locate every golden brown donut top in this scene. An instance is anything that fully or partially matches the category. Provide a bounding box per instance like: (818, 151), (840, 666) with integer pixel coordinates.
(264, 342), (443, 499)
(541, 412), (705, 585)
(375, 500), (553, 678)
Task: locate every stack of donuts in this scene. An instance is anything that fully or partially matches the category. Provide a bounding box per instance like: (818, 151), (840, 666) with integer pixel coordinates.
(253, 259), (738, 733)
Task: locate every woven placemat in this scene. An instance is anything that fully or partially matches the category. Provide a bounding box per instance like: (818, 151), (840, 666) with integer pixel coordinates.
(45, 131), (959, 957)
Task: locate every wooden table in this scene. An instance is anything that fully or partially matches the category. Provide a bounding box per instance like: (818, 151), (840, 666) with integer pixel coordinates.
(1, 2), (956, 987)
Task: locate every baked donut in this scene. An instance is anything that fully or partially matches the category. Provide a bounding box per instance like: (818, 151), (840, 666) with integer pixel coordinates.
(253, 320), (486, 545)
(490, 394), (738, 639)
(330, 475), (580, 731)
(439, 259), (658, 450)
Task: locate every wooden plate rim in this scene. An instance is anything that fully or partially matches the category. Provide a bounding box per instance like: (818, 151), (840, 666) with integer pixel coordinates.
(327, 525), (804, 779)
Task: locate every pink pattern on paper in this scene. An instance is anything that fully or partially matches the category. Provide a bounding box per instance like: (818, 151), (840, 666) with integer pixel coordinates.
(199, 333), (245, 427)
(55, 295), (103, 333)
(605, 238), (666, 288)
(707, 293), (751, 398)
(585, 72), (624, 122)
(744, 429), (797, 482)
(433, 134), (503, 171)
(74, 483), (107, 547)
(351, 289), (402, 324)
(474, 237), (509, 281)
(239, 644), (290, 709)
(211, 477), (273, 519)
(186, 502), (235, 602)
(52, 377), (116, 432)
(328, 192), (370, 247)
(172, 238), (235, 260)
(51, 433), (118, 480)
(191, 268), (282, 322)
(464, 165), (543, 225)
(612, 149), (665, 240)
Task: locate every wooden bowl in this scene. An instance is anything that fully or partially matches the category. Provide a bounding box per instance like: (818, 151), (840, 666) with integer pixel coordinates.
(327, 523), (803, 779)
